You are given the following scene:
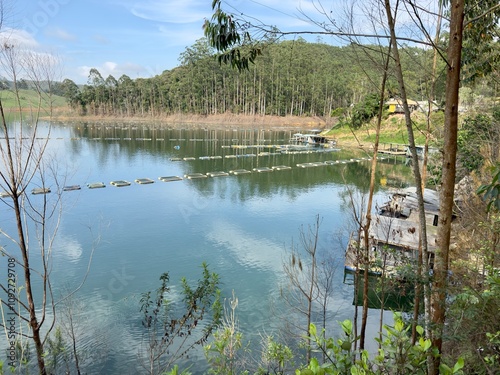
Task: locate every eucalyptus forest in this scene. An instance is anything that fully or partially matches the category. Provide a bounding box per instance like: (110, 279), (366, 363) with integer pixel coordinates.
(1, 0), (500, 374)
(56, 39), (449, 119)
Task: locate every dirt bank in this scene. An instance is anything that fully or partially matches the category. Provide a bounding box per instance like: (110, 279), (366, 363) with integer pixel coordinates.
(49, 111), (334, 131)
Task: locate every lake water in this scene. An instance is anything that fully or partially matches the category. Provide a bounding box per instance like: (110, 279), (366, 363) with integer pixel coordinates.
(0, 121), (413, 374)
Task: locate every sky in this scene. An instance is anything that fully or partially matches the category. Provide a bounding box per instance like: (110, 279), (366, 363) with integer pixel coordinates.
(1, 0), (438, 85)
(1, 0), (320, 84)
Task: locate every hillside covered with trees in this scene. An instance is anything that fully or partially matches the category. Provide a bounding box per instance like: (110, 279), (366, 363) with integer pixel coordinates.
(57, 38), (452, 119)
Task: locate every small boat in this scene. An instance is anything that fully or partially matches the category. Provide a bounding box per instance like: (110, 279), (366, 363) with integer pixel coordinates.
(63, 185), (81, 191)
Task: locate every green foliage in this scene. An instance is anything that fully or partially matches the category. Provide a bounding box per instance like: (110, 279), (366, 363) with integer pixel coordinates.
(261, 336), (294, 375)
(484, 331), (500, 369)
(461, 0), (500, 83)
(205, 291), (247, 375)
(330, 107), (346, 118)
(296, 315), (464, 375)
(162, 364), (192, 375)
(446, 267), (500, 374)
(45, 327), (68, 374)
(203, 0), (261, 71)
(457, 114), (494, 173)
(59, 79), (82, 110)
(374, 314), (432, 374)
(351, 94), (381, 129)
(477, 164), (500, 212)
(139, 263), (222, 374)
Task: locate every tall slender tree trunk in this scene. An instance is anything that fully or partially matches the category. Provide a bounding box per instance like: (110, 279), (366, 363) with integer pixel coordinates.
(359, 43), (391, 350)
(412, 0), (444, 345)
(431, 1), (465, 373)
(383, 0), (432, 356)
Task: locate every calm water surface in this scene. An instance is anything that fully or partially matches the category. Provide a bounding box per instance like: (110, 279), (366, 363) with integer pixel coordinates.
(0, 121), (414, 374)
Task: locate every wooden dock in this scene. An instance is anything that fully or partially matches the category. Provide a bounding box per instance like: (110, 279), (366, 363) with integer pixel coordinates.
(378, 149), (407, 156)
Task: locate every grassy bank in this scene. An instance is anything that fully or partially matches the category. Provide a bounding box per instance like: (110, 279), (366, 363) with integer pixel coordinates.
(326, 111), (444, 148)
(0, 89), (66, 109)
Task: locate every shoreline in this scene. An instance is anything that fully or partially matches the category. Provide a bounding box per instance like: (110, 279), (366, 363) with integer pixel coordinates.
(43, 110), (369, 148)
(46, 111), (334, 131)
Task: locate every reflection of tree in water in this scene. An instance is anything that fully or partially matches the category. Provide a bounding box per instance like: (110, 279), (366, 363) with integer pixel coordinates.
(51, 123), (415, 201)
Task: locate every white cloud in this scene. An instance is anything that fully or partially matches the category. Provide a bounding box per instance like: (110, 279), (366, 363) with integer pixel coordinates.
(157, 24), (204, 47)
(129, 0), (209, 23)
(45, 27), (77, 42)
(54, 234), (83, 263)
(206, 219), (284, 273)
(0, 28), (39, 48)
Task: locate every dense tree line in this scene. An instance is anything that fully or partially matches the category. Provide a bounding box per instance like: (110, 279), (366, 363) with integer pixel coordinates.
(58, 38), (446, 118)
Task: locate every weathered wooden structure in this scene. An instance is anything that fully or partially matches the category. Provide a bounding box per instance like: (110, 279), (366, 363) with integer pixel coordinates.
(345, 188), (440, 276)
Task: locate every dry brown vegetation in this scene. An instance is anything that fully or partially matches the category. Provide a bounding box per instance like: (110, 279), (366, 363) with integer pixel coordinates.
(47, 107), (332, 130)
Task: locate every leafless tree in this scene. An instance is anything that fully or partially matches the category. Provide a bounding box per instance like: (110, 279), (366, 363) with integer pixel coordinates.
(0, 35), (91, 375)
(280, 215), (338, 362)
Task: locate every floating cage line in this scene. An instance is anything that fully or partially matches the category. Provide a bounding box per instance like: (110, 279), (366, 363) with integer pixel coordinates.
(1, 157), (378, 196)
(296, 158), (369, 168)
(197, 155), (223, 160)
(169, 146), (340, 162)
(41, 135), (335, 148)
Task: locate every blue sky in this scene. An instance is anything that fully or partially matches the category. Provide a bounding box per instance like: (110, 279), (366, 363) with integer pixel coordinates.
(2, 0), (320, 84)
(1, 1), (438, 85)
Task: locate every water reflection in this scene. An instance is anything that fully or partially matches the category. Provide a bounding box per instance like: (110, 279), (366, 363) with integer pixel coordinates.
(207, 219), (283, 273)
(0, 121), (415, 374)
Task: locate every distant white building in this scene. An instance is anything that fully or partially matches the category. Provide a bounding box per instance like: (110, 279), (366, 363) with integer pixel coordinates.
(416, 100), (441, 113)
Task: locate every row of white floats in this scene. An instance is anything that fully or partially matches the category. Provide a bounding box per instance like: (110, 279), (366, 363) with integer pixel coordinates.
(0, 157), (376, 196)
(170, 148), (339, 162)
